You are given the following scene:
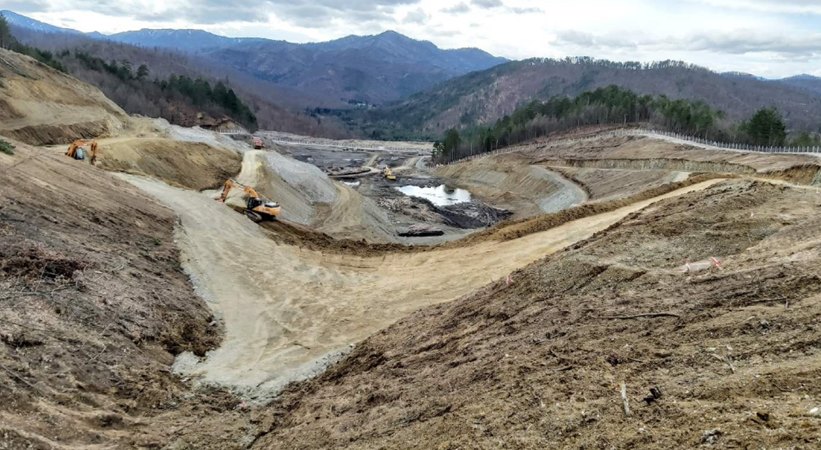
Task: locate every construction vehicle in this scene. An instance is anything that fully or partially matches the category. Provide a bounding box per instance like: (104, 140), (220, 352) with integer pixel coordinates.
(252, 137), (264, 149)
(383, 166), (397, 181)
(65, 140), (99, 164)
(219, 179), (281, 222)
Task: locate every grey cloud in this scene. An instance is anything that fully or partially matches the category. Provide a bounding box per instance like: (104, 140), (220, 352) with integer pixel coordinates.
(10, 0), (421, 25)
(554, 29), (821, 58)
(13, 0), (272, 24)
(268, 0), (419, 25)
(472, 0), (503, 8)
(403, 8), (428, 24)
(0, 0), (49, 13)
(510, 6), (543, 14)
(687, 32), (821, 57)
(442, 2), (471, 14)
(555, 30), (638, 51)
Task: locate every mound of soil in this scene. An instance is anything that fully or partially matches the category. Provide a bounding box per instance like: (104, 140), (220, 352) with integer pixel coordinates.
(99, 138), (242, 190)
(230, 150), (397, 242)
(436, 153), (566, 218)
(0, 49), (127, 145)
(254, 180), (821, 449)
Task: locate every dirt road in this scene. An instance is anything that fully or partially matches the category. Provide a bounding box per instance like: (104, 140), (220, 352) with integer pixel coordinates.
(531, 165), (588, 212)
(123, 174), (724, 401)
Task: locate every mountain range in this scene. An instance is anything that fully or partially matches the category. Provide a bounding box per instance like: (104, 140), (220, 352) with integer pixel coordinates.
(357, 58), (821, 135)
(1, 10), (507, 106)
(3, 10), (821, 138)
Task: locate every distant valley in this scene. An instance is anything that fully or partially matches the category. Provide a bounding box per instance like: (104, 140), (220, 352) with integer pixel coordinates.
(4, 10), (821, 140)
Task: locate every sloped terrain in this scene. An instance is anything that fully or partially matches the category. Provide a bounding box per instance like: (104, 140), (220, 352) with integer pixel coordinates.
(0, 140), (251, 448)
(253, 180), (821, 449)
(122, 163), (725, 405)
(0, 48), (127, 145)
(435, 152), (587, 219)
(2, 46), (820, 449)
(373, 59), (821, 134)
(97, 137), (242, 190)
(191, 30), (506, 106)
(225, 149), (397, 242)
(549, 165), (687, 201)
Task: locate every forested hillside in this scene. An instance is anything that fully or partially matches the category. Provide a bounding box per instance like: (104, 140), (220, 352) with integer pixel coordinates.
(62, 50), (257, 129)
(431, 86), (814, 163)
(3, 15), (351, 136)
(347, 58), (821, 139)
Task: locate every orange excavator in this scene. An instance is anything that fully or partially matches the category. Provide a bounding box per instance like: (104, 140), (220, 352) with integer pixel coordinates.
(219, 179), (282, 222)
(65, 140), (99, 164)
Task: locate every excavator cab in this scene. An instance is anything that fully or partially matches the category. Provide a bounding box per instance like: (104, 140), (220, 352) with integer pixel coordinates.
(65, 140), (99, 164)
(245, 197), (281, 222)
(220, 179), (282, 223)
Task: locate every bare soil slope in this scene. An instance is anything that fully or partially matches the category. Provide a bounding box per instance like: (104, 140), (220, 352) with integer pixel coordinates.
(0, 49), (127, 145)
(228, 150), (397, 242)
(0, 141), (250, 448)
(97, 137), (242, 190)
(125, 171), (723, 403)
(255, 180), (821, 449)
(435, 153), (585, 218)
(551, 166), (688, 201)
(524, 133), (821, 183)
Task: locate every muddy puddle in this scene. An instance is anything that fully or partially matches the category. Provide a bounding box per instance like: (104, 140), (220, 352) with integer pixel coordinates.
(395, 184), (472, 206)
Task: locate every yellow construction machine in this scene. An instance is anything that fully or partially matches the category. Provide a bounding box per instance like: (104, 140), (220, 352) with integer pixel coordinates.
(65, 140), (99, 164)
(383, 166), (397, 181)
(219, 179), (282, 222)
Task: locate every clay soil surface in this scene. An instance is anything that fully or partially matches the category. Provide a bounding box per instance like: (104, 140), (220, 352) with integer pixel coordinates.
(255, 179), (821, 449)
(0, 49), (127, 145)
(3, 58), (821, 449)
(0, 141), (259, 448)
(120, 173), (725, 403)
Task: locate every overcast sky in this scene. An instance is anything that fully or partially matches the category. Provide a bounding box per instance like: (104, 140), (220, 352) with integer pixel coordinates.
(6, 0), (821, 78)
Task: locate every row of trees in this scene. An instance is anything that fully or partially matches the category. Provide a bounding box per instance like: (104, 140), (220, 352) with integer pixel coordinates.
(528, 57), (710, 73)
(434, 86), (806, 163)
(434, 86), (727, 162)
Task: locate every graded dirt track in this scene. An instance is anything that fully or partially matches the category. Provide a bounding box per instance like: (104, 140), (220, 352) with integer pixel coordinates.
(121, 173), (725, 401)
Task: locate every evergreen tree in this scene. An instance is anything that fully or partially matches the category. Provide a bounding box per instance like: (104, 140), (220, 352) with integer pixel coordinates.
(136, 64), (149, 80)
(0, 13), (15, 50)
(441, 128), (461, 161)
(743, 108), (787, 146)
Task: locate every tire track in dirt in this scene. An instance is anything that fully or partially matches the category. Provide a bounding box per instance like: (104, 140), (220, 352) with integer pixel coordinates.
(122, 174), (725, 402)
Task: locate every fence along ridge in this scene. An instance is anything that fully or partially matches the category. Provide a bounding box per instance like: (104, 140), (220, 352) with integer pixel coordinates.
(442, 128), (821, 165)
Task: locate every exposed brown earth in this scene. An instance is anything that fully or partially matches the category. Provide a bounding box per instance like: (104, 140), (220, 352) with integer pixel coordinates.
(97, 137), (242, 190)
(253, 180), (821, 449)
(2, 52), (820, 449)
(0, 49), (127, 145)
(0, 141), (250, 448)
